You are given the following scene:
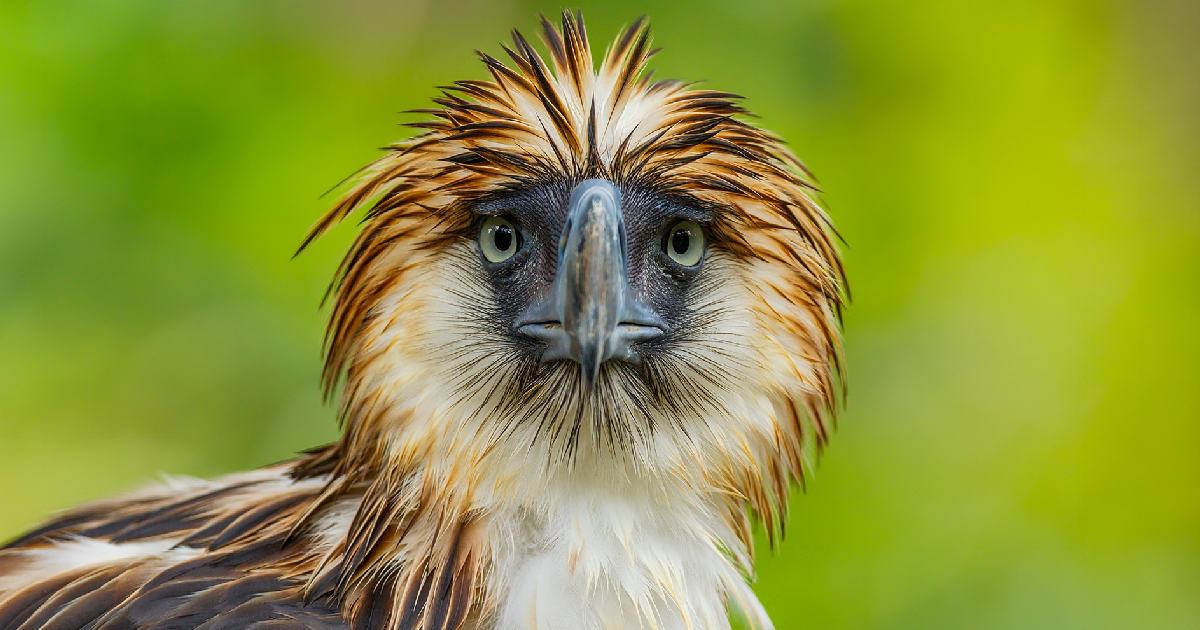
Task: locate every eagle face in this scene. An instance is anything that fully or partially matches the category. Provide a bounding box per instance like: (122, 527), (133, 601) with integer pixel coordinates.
(474, 178), (705, 377)
(435, 175), (747, 459)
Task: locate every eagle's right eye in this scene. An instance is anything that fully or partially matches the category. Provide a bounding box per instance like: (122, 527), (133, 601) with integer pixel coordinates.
(480, 216), (522, 263)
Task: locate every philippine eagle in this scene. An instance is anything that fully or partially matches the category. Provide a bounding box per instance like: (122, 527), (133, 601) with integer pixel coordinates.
(0, 13), (845, 630)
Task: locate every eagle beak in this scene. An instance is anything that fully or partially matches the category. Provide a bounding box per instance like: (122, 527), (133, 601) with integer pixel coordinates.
(518, 179), (665, 388)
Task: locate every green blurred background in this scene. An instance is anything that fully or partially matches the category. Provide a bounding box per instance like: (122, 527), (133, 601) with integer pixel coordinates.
(1, 0), (1196, 627)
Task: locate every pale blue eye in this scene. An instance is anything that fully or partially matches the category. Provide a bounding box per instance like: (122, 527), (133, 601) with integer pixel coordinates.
(663, 220), (704, 267)
(480, 216), (520, 263)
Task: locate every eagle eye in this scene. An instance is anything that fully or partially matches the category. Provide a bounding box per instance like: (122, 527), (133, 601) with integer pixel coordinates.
(663, 220), (705, 267)
(480, 216), (522, 263)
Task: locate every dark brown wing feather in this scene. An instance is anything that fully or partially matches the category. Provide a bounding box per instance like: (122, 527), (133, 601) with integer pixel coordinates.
(2, 457), (485, 630)
(0, 470), (350, 630)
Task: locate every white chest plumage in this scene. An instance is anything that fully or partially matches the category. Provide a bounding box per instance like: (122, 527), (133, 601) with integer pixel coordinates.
(480, 477), (771, 630)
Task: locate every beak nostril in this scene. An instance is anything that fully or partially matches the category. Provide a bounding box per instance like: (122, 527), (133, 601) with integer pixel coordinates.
(516, 319), (667, 369)
(615, 322), (664, 336)
(613, 322), (665, 345)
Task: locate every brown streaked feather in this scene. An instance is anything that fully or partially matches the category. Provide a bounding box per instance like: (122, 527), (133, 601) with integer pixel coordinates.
(0, 470), (351, 629)
(0, 568), (91, 629)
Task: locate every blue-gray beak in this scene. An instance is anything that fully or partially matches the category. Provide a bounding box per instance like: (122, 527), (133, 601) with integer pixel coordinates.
(517, 179), (665, 387)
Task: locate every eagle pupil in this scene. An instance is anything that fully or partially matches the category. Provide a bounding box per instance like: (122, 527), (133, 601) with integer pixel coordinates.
(494, 225), (513, 251)
(671, 229), (690, 255)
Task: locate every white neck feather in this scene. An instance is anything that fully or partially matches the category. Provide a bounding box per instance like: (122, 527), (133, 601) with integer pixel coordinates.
(482, 469), (771, 630)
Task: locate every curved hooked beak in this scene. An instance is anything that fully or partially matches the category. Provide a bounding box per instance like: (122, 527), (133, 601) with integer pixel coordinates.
(517, 179), (665, 388)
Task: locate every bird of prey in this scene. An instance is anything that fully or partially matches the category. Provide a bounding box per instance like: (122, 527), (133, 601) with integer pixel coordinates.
(0, 12), (845, 630)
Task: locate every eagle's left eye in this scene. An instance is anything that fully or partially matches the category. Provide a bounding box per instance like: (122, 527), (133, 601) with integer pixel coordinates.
(480, 216), (522, 263)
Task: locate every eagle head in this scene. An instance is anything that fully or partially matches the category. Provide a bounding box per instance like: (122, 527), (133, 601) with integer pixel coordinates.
(300, 11), (843, 553)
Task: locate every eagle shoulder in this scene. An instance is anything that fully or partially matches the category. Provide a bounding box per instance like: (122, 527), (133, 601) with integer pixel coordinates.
(0, 467), (347, 629)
